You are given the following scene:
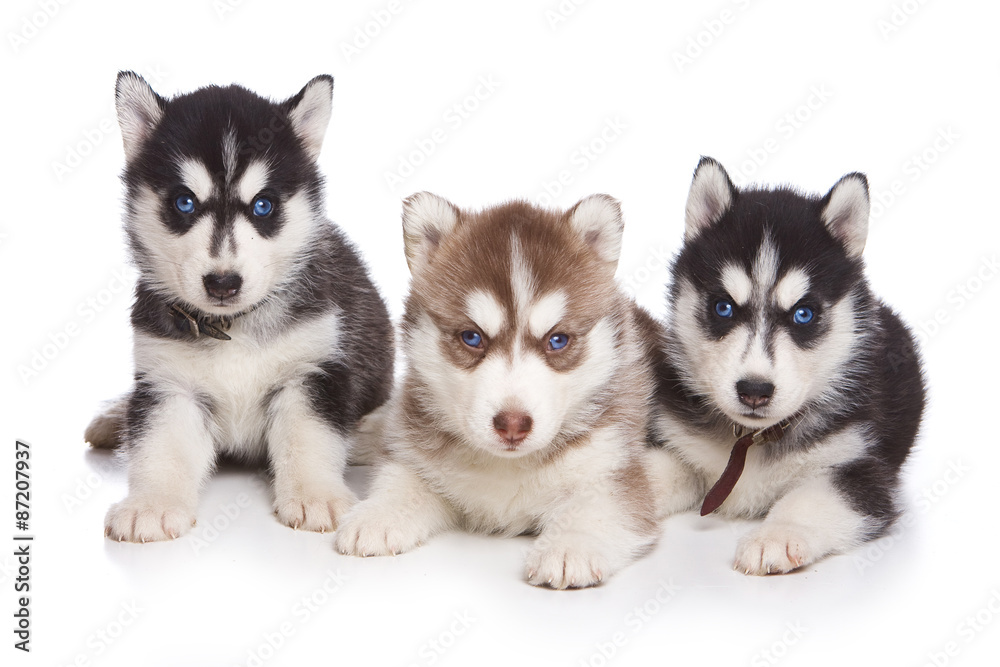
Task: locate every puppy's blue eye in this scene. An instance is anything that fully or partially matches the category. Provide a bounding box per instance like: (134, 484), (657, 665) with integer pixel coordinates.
(460, 330), (482, 348)
(793, 306), (814, 325)
(548, 333), (569, 351)
(175, 195), (195, 214)
(714, 300), (734, 318)
(252, 197), (273, 217)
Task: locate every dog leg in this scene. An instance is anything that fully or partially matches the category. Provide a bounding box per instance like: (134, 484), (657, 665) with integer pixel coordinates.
(733, 472), (871, 575)
(644, 446), (705, 518)
(526, 460), (659, 590)
(104, 392), (215, 542)
(267, 381), (358, 533)
(335, 460), (458, 556)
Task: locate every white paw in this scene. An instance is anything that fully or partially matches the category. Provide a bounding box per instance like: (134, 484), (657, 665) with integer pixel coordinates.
(525, 538), (610, 589)
(734, 522), (819, 575)
(334, 502), (426, 557)
(274, 489), (357, 533)
(105, 497), (196, 542)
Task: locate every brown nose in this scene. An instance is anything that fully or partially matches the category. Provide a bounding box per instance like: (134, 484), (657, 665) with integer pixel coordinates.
(203, 273), (243, 300)
(736, 379), (774, 410)
(493, 411), (533, 445)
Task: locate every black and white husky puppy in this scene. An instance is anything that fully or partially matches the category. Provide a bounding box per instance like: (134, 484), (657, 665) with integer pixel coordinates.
(85, 73), (393, 542)
(649, 157), (925, 574)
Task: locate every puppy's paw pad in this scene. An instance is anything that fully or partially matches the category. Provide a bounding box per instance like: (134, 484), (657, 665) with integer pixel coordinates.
(274, 491), (356, 533)
(105, 499), (195, 543)
(525, 544), (609, 589)
(734, 523), (817, 576)
(334, 504), (423, 557)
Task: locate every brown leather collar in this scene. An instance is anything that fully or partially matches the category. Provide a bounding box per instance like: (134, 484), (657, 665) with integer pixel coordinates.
(700, 418), (792, 516)
(168, 303), (257, 341)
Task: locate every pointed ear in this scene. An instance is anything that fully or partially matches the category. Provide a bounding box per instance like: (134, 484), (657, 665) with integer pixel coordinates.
(284, 75), (334, 161)
(821, 172), (869, 258)
(115, 71), (165, 162)
(402, 192), (460, 273)
(684, 156), (737, 241)
(566, 194), (624, 270)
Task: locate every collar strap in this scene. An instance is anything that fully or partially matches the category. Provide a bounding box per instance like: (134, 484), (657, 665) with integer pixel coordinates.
(169, 303), (250, 341)
(700, 419), (792, 516)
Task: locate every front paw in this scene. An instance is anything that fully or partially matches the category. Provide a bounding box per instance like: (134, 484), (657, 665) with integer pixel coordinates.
(105, 497), (196, 542)
(525, 538), (610, 590)
(274, 488), (357, 533)
(335, 502), (426, 557)
(734, 522), (819, 575)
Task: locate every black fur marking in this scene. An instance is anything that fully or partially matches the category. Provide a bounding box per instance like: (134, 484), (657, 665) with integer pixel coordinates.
(125, 379), (161, 446)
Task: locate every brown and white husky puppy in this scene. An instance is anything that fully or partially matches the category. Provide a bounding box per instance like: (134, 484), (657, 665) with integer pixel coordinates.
(335, 193), (662, 588)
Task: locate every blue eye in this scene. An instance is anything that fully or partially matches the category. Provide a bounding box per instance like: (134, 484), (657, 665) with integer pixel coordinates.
(460, 330), (483, 348)
(548, 333), (569, 351)
(175, 195), (195, 214)
(793, 306), (814, 325)
(714, 299), (734, 318)
(252, 196), (273, 217)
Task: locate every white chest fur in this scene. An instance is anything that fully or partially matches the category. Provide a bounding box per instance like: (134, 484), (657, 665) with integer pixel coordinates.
(133, 311), (341, 454)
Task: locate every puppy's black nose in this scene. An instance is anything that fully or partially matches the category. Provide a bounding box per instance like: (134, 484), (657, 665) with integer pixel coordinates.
(203, 273), (243, 300)
(736, 379), (774, 410)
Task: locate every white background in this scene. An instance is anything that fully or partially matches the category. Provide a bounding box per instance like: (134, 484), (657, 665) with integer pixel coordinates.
(3, 1), (999, 665)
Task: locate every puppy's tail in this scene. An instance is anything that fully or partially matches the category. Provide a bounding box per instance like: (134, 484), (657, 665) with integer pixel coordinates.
(84, 395), (128, 449)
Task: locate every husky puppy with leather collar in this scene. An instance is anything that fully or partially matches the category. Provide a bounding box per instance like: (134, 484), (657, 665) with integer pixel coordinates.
(647, 157), (926, 575)
(85, 72), (393, 542)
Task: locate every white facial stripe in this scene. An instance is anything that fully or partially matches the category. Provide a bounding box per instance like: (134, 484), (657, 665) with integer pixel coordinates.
(510, 235), (535, 318)
(774, 268), (811, 310)
(222, 128), (238, 185)
(721, 264), (752, 306)
(752, 237), (780, 289)
(466, 291), (506, 338)
(527, 291), (567, 338)
(237, 161), (270, 203)
(180, 159), (215, 202)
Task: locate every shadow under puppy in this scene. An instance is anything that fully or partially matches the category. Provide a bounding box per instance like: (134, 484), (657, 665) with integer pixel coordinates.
(648, 157), (925, 574)
(86, 72), (393, 541)
(336, 193), (661, 588)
